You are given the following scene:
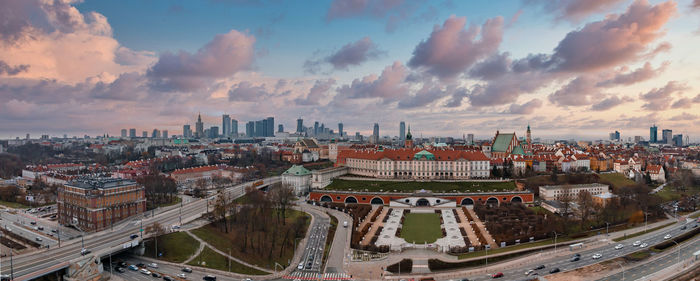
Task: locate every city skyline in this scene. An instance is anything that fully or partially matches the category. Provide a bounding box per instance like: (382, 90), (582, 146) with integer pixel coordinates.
(1, 0), (699, 140)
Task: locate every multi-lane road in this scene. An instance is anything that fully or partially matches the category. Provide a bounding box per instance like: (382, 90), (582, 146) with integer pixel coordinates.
(460, 220), (698, 281)
(0, 177), (280, 280)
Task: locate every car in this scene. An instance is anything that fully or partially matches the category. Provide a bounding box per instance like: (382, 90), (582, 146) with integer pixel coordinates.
(693, 224), (698, 228)
(152, 272), (162, 278)
(118, 261), (127, 267)
(178, 273), (187, 279)
(681, 225), (687, 230)
(148, 263), (158, 268)
(35, 237), (42, 242)
(163, 276), (175, 281)
(130, 234), (139, 239)
(640, 243), (648, 248)
(592, 253), (602, 259)
(615, 244), (624, 250)
(128, 265), (138, 271)
(37, 226), (44, 230)
(203, 275), (217, 281)
(182, 267), (193, 273)
(534, 265), (546, 270)
(549, 268), (561, 274)
(30, 221), (36, 225)
(633, 241), (642, 246)
(525, 270), (534, 275)
(664, 234), (672, 239)
(80, 248), (91, 255)
(115, 267), (125, 273)
(297, 263), (304, 270)
(570, 256), (580, 262)
(140, 269), (151, 275)
(137, 263), (146, 268)
(490, 272), (504, 278)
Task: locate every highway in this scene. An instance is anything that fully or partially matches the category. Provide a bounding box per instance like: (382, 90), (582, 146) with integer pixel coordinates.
(460, 220), (698, 281)
(0, 177), (280, 280)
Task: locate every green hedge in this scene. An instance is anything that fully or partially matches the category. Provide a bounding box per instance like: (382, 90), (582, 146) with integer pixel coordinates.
(386, 259), (413, 274)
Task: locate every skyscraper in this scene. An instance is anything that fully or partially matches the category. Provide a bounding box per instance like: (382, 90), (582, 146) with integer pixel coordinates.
(266, 117), (274, 137)
(183, 125), (192, 138)
(246, 121), (254, 137)
(231, 119), (238, 137)
(255, 120), (264, 137)
(162, 130), (168, 139)
(372, 123), (379, 144)
(399, 121), (405, 141)
(195, 113), (204, 139)
(296, 118), (303, 133)
(467, 133), (474, 145)
(662, 129), (672, 144)
(222, 114), (231, 137)
(650, 124), (658, 143)
(338, 123), (344, 138)
(129, 128), (136, 138)
(314, 122), (319, 136)
(142, 131), (147, 138)
(121, 129), (127, 137)
(210, 126), (219, 138)
(672, 134), (684, 146)
(278, 124), (284, 133)
(152, 129), (160, 138)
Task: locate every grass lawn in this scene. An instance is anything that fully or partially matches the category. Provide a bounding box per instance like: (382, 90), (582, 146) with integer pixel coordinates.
(325, 179), (516, 193)
(401, 213), (443, 244)
(0, 200), (29, 209)
(321, 214), (338, 268)
(656, 185), (700, 202)
(599, 173), (636, 190)
(186, 246), (268, 275)
(612, 222), (676, 242)
(190, 209), (310, 270)
(144, 231), (200, 263)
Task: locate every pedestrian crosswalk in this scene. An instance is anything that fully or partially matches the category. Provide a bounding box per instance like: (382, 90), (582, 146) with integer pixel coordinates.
(284, 271), (352, 280)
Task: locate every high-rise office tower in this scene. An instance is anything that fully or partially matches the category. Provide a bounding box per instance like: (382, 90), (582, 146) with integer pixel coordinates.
(255, 120), (264, 137)
(650, 124), (658, 143)
(129, 128), (136, 138)
(210, 126), (219, 138)
(142, 131), (147, 138)
(314, 122), (319, 136)
(399, 121), (405, 141)
(672, 134), (684, 146)
(467, 133), (474, 145)
(296, 118), (303, 133)
(121, 129), (127, 137)
(222, 114), (231, 137)
(266, 117), (274, 137)
(246, 121), (254, 137)
(162, 130), (168, 139)
(278, 124), (284, 133)
(373, 123), (379, 144)
(195, 113), (204, 139)
(152, 129), (160, 138)
(183, 125), (192, 138)
(338, 123), (344, 138)
(231, 119), (238, 137)
(662, 129), (672, 144)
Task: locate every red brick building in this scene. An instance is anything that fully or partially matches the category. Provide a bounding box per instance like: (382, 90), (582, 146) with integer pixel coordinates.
(309, 190), (533, 206)
(57, 178), (146, 232)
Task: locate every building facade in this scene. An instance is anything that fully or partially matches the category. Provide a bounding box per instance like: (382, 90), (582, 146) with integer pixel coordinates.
(538, 183), (609, 201)
(57, 178), (146, 232)
(281, 165), (312, 195)
(338, 149), (491, 180)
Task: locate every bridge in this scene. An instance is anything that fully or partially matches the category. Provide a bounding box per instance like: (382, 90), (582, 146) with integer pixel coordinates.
(0, 177), (280, 281)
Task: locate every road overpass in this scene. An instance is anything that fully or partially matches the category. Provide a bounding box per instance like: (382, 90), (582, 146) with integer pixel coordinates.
(0, 177), (280, 281)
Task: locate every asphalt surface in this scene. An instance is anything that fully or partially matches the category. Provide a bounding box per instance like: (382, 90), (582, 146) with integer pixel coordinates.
(0, 177), (280, 281)
(110, 254), (241, 281)
(448, 220), (698, 281)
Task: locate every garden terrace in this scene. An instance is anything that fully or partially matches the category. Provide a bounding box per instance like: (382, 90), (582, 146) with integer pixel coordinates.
(473, 202), (557, 246)
(324, 179), (516, 193)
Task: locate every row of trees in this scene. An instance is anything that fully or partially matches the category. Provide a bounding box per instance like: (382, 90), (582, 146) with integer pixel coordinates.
(137, 173), (178, 209)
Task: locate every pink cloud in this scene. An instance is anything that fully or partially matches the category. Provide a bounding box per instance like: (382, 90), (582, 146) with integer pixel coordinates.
(596, 61), (668, 87)
(527, 0), (626, 22)
(408, 15), (503, 79)
(336, 61), (408, 101)
(147, 30), (256, 92)
(507, 99), (543, 114)
(304, 37), (384, 73)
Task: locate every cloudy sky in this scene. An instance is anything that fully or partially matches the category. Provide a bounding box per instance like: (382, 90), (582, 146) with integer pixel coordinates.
(1, 0), (699, 140)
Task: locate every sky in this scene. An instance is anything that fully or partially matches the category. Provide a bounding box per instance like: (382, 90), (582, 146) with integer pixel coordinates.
(1, 0), (699, 141)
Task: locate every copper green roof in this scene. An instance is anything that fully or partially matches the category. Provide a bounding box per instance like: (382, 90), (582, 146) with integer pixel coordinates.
(512, 145), (525, 155)
(492, 133), (515, 152)
(282, 165), (311, 176)
(414, 150), (436, 160)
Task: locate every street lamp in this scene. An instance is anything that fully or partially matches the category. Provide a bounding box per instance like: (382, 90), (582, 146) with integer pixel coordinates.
(644, 212), (649, 233)
(611, 259), (624, 280)
(671, 240), (681, 265)
(553, 231), (559, 253)
(605, 222), (610, 236)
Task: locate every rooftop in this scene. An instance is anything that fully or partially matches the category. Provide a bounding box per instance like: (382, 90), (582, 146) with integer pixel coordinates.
(66, 177), (138, 190)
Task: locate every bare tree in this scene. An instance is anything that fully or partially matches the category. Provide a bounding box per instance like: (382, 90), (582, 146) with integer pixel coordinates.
(212, 190), (231, 232)
(270, 183), (295, 225)
(576, 190), (594, 230)
(193, 178), (208, 198)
